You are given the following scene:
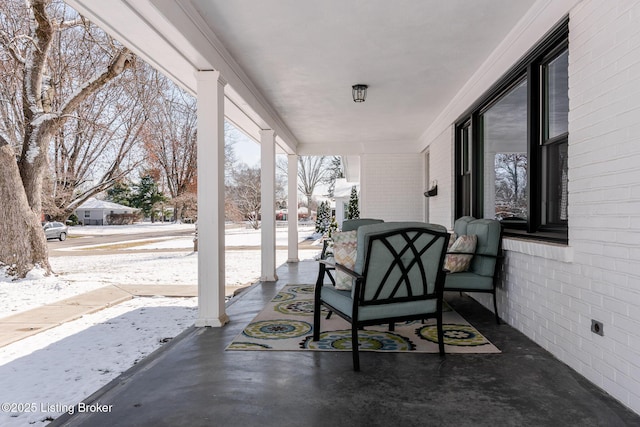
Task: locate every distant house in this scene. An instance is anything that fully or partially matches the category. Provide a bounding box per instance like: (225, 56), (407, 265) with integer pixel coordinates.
(275, 209), (288, 221)
(75, 198), (139, 225)
(296, 206), (316, 221)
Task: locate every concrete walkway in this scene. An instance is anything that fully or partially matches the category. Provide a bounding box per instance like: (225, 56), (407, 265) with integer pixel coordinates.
(0, 285), (197, 348)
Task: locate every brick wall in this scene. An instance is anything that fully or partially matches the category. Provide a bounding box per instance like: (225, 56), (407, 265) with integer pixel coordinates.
(562, 0), (640, 410)
(423, 0), (640, 415)
(360, 153), (424, 222)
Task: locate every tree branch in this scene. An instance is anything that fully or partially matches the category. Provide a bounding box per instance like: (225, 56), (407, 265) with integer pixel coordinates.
(58, 17), (83, 29)
(58, 48), (134, 119)
(0, 30), (27, 64)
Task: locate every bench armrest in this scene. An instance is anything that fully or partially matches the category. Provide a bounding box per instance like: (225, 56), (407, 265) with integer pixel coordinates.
(334, 262), (364, 281)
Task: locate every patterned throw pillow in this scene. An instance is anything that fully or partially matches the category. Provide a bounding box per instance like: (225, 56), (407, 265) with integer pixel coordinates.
(331, 230), (358, 290)
(447, 232), (457, 251)
(444, 234), (477, 273)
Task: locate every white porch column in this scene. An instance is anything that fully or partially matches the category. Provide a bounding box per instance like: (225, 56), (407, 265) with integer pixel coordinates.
(287, 154), (299, 263)
(195, 70), (229, 327)
(260, 129), (278, 281)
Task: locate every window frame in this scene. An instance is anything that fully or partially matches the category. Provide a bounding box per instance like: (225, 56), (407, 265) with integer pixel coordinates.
(539, 46), (569, 232)
(455, 119), (473, 217)
(454, 17), (569, 244)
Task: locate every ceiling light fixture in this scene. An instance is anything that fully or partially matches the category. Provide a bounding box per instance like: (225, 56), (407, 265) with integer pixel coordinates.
(352, 84), (368, 103)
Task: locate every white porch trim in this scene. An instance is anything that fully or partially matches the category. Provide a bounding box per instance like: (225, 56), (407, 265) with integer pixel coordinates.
(195, 70), (229, 327)
(260, 129), (278, 281)
(287, 154), (299, 263)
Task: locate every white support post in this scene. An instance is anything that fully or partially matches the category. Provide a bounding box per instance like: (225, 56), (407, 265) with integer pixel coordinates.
(260, 129), (278, 281)
(195, 70), (229, 327)
(287, 154), (299, 263)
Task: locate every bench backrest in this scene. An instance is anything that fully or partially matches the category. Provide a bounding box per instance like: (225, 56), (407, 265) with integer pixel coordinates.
(453, 216), (502, 277)
(353, 222), (449, 304)
(342, 218), (384, 232)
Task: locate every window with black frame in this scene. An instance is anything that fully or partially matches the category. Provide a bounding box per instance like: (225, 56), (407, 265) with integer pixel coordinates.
(455, 19), (569, 243)
(542, 48), (569, 230)
(458, 120), (473, 217)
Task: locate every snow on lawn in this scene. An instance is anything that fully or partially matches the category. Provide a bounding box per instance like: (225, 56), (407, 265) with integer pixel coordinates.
(0, 224), (320, 318)
(0, 223), (321, 425)
(69, 222), (196, 236)
(130, 226), (314, 250)
(0, 296), (197, 427)
(0, 265), (106, 319)
(0, 252), (199, 319)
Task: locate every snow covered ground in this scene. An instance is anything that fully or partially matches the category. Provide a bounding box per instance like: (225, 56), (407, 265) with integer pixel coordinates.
(0, 223), (320, 426)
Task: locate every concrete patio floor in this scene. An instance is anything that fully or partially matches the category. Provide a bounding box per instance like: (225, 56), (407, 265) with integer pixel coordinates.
(51, 260), (640, 427)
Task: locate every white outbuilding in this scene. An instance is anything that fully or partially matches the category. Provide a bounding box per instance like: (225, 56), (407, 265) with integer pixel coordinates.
(75, 198), (139, 225)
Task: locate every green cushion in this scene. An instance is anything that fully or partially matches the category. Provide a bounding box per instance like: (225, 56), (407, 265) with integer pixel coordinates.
(443, 217), (501, 292)
(321, 286), (437, 322)
(451, 217), (500, 277)
(453, 216), (475, 237)
(341, 218), (384, 232)
(466, 219), (501, 277)
(444, 271), (494, 290)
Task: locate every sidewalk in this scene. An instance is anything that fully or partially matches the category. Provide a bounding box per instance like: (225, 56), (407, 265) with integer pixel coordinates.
(0, 285), (197, 348)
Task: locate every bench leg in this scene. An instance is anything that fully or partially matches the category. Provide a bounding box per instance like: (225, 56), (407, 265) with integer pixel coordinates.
(352, 325), (360, 371)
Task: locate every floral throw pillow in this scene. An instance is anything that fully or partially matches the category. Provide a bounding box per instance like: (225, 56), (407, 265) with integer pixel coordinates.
(444, 234), (477, 273)
(331, 230), (358, 290)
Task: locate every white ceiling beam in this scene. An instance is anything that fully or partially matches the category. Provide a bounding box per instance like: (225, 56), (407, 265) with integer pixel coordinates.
(296, 140), (420, 156)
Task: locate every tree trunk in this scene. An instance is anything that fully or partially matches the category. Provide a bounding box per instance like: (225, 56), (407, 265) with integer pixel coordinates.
(0, 141), (51, 277)
(0, 0), (134, 279)
(19, 122), (55, 216)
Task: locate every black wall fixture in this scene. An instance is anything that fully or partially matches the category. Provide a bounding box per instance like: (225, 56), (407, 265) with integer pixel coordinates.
(424, 182), (438, 197)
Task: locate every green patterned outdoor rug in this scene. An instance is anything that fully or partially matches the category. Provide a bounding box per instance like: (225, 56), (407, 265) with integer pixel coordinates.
(227, 284), (500, 354)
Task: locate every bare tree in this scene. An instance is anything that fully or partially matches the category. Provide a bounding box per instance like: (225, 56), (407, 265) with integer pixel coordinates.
(277, 156), (334, 211)
(224, 121), (241, 182)
(228, 165), (261, 229)
(142, 70), (198, 222)
(0, 0), (134, 277)
(144, 102), (242, 223)
(298, 157), (327, 210)
(172, 191), (197, 223)
(45, 62), (154, 221)
(494, 153), (528, 219)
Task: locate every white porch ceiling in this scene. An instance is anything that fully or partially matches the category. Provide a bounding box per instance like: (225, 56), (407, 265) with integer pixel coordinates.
(65, 0), (536, 155)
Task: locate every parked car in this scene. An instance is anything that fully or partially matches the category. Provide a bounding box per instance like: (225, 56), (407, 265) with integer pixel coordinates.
(42, 221), (68, 241)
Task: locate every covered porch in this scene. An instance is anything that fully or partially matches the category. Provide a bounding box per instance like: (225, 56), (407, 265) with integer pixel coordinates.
(51, 260), (639, 426)
(64, 0), (640, 420)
